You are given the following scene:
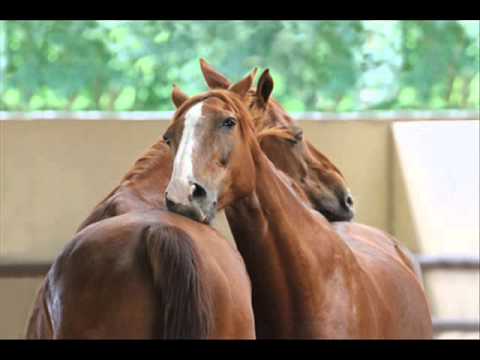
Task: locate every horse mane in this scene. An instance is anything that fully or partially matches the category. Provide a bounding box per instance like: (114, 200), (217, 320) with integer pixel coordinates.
(256, 127), (312, 205)
(257, 126), (297, 143)
(121, 138), (171, 184)
(77, 137), (172, 232)
(305, 141), (345, 179)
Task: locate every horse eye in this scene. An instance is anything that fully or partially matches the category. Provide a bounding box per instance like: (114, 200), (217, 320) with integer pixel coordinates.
(222, 117), (236, 129)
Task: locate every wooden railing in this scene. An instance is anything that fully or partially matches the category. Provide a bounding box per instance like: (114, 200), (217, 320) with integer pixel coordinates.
(432, 319), (480, 333)
(0, 262), (51, 277)
(416, 254), (480, 335)
(417, 255), (480, 271)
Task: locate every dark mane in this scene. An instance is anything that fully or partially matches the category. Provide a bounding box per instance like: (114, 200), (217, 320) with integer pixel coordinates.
(306, 142), (345, 179)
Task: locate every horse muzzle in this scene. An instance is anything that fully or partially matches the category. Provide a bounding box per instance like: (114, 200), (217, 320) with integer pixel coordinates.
(165, 180), (217, 224)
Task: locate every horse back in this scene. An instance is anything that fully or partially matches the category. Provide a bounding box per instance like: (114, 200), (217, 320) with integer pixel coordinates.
(332, 222), (433, 338)
(32, 210), (253, 339)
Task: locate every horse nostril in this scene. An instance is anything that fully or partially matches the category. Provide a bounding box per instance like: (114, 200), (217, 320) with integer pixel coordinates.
(345, 194), (354, 208)
(191, 183), (207, 200)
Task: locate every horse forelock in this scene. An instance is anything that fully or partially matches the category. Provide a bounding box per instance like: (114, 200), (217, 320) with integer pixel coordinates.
(257, 127), (297, 143)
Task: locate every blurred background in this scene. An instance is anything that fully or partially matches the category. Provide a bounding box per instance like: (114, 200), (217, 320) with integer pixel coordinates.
(0, 20), (479, 339)
(1, 20), (479, 112)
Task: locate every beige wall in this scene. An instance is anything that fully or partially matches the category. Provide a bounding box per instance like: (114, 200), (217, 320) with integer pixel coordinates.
(0, 119), (395, 264)
(0, 118), (478, 338)
(0, 277), (44, 339)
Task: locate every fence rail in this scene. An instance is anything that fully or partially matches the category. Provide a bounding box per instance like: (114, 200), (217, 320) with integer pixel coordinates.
(0, 262), (51, 277)
(433, 319), (480, 333)
(416, 255), (480, 271)
(416, 255), (479, 334)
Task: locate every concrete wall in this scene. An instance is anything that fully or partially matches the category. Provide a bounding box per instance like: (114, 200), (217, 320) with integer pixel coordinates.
(392, 121), (479, 256)
(391, 121), (479, 338)
(0, 118), (478, 338)
(0, 277), (44, 338)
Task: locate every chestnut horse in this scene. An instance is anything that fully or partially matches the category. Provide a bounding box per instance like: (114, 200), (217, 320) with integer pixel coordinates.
(199, 59), (424, 286)
(26, 133), (255, 339)
(163, 76), (432, 338)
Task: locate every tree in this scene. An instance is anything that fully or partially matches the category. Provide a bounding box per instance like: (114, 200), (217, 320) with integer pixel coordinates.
(1, 20), (478, 113)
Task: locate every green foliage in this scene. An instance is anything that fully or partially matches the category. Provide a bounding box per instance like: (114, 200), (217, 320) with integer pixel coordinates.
(0, 20), (478, 112)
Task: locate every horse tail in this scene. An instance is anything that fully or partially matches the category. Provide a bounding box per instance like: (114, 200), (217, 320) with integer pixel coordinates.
(142, 224), (213, 339)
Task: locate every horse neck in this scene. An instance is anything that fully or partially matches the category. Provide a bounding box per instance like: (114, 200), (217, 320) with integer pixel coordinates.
(225, 143), (342, 337)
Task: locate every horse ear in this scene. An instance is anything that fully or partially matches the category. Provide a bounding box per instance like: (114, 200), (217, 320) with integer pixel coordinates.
(171, 84), (189, 108)
(257, 69), (274, 106)
(200, 58), (231, 89)
(229, 68), (257, 98)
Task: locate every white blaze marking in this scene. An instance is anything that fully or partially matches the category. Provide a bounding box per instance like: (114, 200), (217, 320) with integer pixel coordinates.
(171, 101), (204, 189)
